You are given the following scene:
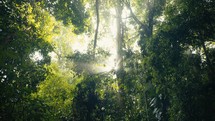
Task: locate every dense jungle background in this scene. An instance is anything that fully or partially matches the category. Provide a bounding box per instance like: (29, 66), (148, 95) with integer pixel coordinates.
(0, 0), (215, 120)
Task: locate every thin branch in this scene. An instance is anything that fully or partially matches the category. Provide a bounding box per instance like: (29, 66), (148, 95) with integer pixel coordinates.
(123, 0), (144, 26)
(123, 0), (150, 35)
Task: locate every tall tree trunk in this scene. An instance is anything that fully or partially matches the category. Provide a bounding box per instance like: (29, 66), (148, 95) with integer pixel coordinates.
(115, 0), (125, 119)
(147, 0), (154, 37)
(116, 1), (123, 75)
(93, 0), (100, 55)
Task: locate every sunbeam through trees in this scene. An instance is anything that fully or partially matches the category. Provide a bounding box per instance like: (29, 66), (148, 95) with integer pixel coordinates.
(0, 0), (215, 120)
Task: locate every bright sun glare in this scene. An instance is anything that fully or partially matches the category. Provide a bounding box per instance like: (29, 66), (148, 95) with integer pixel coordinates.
(30, 51), (43, 62)
(69, 7), (132, 73)
(47, 6), (134, 74)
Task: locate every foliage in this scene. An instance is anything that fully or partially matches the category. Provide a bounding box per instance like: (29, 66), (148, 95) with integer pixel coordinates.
(0, 0), (215, 120)
(139, 0), (215, 120)
(32, 63), (83, 120)
(42, 0), (90, 34)
(0, 1), (53, 120)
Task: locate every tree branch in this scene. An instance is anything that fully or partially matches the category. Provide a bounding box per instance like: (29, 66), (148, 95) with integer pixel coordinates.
(123, 0), (150, 35)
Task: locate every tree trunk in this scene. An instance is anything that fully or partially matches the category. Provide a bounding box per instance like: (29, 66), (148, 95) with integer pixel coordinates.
(116, 0), (123, 75)
(93, 0), (100, 56)
(147, 0), (154, 37)
(115, 0), (125, 119)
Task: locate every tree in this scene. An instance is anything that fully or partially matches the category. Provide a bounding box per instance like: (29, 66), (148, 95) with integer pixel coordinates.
(139, 0), (215, 120)
(0, 1), (53, 120)
(93, 0), (100, 55)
